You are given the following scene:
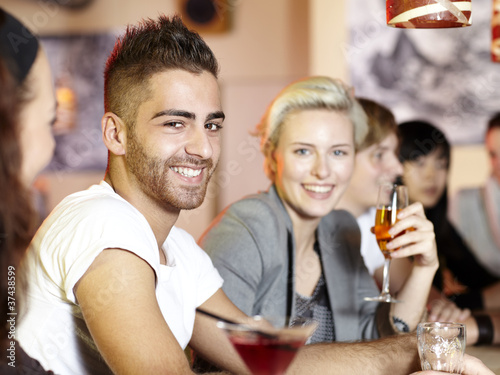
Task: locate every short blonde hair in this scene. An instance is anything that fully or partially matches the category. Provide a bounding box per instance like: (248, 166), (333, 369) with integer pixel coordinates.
(255, 76), (368, 180)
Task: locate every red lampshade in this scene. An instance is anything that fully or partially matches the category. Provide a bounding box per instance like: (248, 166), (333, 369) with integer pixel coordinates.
(493, 0), (500, 62)
(387, 0), (472, 28)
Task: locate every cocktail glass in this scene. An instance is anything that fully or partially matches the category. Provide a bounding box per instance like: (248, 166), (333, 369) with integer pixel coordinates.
(217, 316), (317, 375)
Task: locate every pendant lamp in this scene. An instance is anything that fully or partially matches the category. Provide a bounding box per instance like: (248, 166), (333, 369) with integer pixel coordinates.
(387, 0), (472, 28)
(493, 0), (500, 61)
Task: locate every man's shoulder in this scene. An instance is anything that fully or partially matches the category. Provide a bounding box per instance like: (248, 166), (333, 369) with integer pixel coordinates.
(454, 186), (482, 206)
(167, 226), (216, 266)
(168, 226), (196, 245)
(456, 185), (481, 198)
(55, 182), (134, 217)
(41, 182), (148, 240)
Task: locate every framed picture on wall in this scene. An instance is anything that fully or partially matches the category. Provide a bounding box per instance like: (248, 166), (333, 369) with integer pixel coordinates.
(41, 32), (116, 176)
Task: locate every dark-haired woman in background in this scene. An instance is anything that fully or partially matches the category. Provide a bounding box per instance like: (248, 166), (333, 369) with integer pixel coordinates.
(0, 8), (56, 374)
(399, 120), (500, 346)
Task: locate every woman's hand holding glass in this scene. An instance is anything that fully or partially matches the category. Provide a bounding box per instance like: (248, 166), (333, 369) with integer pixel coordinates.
(387, 201), (439, 272)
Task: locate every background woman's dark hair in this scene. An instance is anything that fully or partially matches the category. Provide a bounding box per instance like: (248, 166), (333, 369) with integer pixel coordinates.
(398, 120), (450, 166)
(398, 120), (451, 289)
(487, 112), (500, 132)
(398, 120), (450, 233)
(0, 59), (36, 353)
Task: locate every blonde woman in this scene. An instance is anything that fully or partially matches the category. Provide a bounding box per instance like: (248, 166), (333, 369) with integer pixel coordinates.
(200, 77), (438, 343)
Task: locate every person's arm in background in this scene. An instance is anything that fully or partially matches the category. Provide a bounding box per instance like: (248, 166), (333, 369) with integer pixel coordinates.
(426, 287), (470, 322)
(481, 282), (500, 310)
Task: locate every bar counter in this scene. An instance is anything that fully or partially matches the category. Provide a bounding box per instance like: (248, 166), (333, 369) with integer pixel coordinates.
(466, 345), (500, 374)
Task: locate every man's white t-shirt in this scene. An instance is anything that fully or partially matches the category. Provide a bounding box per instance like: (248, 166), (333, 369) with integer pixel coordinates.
(18, 181), (223, 375)
(357, 207), (385, 275)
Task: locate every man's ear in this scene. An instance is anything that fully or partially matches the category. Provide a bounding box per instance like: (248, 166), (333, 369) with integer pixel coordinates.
(102, 112), (127, 156)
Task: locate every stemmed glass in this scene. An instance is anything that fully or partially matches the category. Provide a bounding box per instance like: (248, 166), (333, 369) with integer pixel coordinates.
(216, 316), (317, 375)
(365, 183), (408, 303)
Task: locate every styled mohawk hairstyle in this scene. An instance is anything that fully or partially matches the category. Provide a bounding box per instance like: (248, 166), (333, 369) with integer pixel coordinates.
(104, 15), (219, 127)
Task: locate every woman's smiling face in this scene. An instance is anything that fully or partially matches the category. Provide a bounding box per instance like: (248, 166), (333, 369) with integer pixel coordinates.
(270, 109), (355, 222)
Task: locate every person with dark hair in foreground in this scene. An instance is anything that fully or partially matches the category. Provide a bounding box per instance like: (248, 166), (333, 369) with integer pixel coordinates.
(0, 7), (56, 374)
(14, 13), (491, 375)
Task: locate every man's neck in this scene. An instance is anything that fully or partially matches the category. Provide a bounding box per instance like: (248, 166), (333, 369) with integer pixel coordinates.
(104, 174), (179, 250)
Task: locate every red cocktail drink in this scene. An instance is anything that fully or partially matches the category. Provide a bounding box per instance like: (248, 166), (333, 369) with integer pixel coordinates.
(217, 316), (317, 375)
(493, 0), (500, 62)
(229, 334), (306, 375)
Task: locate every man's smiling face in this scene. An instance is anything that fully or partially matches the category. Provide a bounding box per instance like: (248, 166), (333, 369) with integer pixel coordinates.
(125, 69), (224, 211)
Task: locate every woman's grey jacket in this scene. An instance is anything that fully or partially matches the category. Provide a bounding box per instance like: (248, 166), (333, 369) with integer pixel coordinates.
(199, 185), (395, 342)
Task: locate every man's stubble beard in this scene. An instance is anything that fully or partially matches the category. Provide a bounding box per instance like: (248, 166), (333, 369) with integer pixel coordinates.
(126, 134), (217, 211)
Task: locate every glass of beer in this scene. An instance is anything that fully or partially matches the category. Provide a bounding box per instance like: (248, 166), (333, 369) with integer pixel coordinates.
(386, 0), (472, 28)
(365, 183), (408, 303)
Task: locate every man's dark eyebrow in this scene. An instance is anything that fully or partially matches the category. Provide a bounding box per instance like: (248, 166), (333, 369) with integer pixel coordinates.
(151, 109), (195, 120)
(151, 109), (225, 122)
(206, 111), (225, 122)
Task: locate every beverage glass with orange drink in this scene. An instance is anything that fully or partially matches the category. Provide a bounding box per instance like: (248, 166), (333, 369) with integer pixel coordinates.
(365, 183), (408, 303)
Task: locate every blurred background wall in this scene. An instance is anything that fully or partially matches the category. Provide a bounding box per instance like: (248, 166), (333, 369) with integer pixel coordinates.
(2, 0), (490, 239)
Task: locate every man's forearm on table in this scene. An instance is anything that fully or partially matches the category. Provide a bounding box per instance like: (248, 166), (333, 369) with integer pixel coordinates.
(288, 333), (420, 375)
